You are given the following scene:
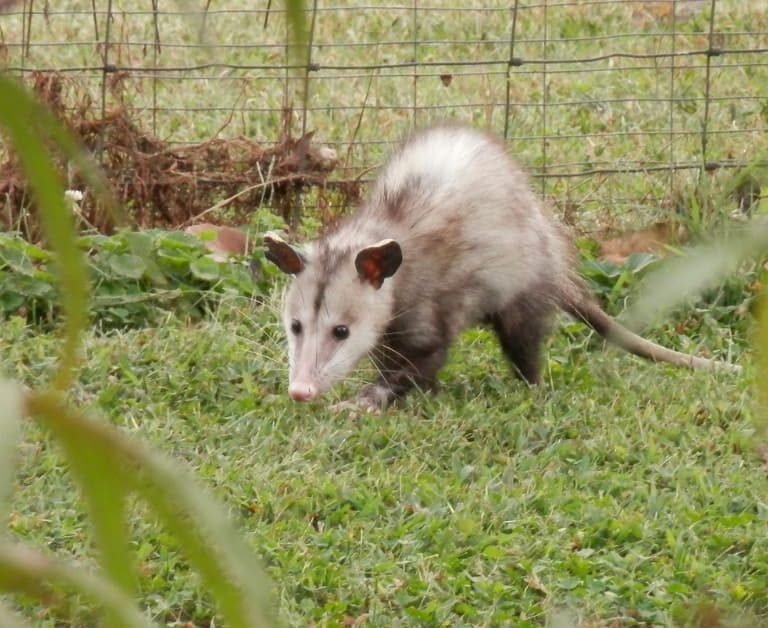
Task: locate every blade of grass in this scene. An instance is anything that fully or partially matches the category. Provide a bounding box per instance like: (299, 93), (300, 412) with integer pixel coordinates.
(41, 410), (137, 598)
(285, 0), (308, 54)
(0, 541), (154, 628)
(25, 391), (275, 628)
(0, 77), (123, 390)
(135, 453), (276, 628)
(0, 599), (34, 628)
(0, 380), (23, 524)
(0, 77), (88, 391)
(33, 93), (125, 229)
(756, 290), (768, 436)
(23, 387), (136, 626)
(625, 218), (768, 330)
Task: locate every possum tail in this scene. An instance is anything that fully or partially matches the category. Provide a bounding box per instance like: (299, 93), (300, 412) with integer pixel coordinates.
(561, 298), (741, 373)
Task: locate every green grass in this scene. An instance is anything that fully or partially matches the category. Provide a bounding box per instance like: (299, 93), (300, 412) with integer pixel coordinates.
(2, 296), (764, 626)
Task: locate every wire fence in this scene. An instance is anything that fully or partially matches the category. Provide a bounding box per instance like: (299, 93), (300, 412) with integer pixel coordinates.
(2, 0), (767, 229)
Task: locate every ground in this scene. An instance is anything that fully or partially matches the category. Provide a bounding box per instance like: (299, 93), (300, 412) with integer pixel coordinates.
(2, 296), (764, 626)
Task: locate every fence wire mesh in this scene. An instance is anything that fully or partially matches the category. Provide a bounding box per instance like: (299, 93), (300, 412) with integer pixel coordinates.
(2, 0), (767, 230)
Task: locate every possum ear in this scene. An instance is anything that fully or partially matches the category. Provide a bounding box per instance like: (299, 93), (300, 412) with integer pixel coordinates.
(355, 239), (402, 289)
(264, 231), (305, 274)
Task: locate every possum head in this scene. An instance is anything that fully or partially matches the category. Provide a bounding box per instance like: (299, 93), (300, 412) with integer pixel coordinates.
(264, 232), (402, 401)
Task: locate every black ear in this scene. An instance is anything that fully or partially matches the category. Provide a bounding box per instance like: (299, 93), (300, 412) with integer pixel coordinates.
(354, 239), (402, 290)
(263, 231), (305, 275)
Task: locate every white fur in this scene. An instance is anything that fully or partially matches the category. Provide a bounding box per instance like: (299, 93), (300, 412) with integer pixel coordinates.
(280, 125), (571, 399)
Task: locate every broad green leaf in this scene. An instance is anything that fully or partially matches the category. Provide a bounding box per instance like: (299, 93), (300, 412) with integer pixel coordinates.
(0, 541), (153, 628)
(155, 250), (190, 268)
(0, 292), (24, 313)
(0, 245), (35, 275)
(582, 258), (622, 280)
(77, 233), (111, 250)
(122, 233), (168, 285)
(5, 274), (55, 298)
(156, 231), (199, 249)
(109, 253), (147, 280)
(121, 231), (168, 286)
(190, 257), (221, 281)
(624, 252), (658, 274)
(32, 268), (57, 285)
(26, 391), (275, 628)
(0, 381), (23, 523)
(16, 240), (51, 262)
(122, 231), (154, 258)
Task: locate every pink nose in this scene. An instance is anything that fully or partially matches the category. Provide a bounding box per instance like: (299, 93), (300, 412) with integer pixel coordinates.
(288, 382), (317, 401)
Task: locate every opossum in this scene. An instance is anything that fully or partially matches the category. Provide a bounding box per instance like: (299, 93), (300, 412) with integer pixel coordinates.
(264, 124), (739, 409)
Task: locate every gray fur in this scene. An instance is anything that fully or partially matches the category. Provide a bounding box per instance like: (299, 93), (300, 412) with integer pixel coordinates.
(264, 124), (739, 407)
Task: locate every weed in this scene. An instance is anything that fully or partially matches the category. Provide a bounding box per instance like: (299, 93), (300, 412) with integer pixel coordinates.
(0, 226), (279, 330)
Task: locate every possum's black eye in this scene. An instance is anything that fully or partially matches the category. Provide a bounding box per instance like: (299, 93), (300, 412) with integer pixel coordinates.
(290, 319), (302, 335)
(332, 325), (349, 340)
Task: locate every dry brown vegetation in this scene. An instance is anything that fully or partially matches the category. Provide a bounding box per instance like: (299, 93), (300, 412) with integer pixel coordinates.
(0, 71), (340, 240)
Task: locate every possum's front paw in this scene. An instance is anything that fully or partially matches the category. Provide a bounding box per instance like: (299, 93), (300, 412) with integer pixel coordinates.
(330, 384), (392, 416)
(330, 398), (381, 418)
(360, 383), (395, 408)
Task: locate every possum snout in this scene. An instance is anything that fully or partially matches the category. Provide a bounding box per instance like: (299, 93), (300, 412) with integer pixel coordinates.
(288, 381), (318, 401)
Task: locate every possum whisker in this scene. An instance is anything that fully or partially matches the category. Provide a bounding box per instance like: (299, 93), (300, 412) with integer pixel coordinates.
(369, 344), (419, 374)
(384, 305), (420, 326)
(365, 355), (388, 384)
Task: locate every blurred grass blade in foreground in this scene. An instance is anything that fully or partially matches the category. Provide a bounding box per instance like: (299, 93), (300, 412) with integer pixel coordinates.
(30, 392), (138, 602)
(0, 76), (119, 390)
(0, 380), (23, 521)
(756, 294), (768, 435)
(0, 70), (274, 628)
(26, 391), (276, 628)
(285, 0), (308, 54)
(0, 541), (155, 628)
(0, 599), (33, 628)
(625, 219), (768, 330)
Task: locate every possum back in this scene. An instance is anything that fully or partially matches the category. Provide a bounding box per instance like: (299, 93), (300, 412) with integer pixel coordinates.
(332, 126), (574, 333)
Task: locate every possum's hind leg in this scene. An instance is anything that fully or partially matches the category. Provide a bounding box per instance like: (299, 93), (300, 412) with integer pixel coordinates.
(491, 294), (555, 385)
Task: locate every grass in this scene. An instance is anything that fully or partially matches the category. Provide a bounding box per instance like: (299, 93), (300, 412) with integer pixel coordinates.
(2, 294), (765, 626)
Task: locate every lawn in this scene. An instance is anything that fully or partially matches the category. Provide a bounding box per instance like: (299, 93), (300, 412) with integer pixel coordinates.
(2, 290), (765, 625)
(2, 1), (768, 626)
